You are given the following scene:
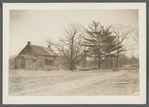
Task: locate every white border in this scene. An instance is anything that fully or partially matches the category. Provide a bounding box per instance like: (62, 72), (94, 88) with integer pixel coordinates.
(3, 3), (146, 104)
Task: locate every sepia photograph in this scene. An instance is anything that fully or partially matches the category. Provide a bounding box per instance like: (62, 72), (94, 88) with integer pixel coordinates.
(3, 3), (146, 104)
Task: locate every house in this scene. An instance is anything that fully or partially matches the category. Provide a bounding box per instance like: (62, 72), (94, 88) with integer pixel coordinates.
(15, 41), (58, 70)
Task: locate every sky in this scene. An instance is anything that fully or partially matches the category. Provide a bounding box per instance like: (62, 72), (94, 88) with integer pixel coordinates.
(9, 9), (138, 57)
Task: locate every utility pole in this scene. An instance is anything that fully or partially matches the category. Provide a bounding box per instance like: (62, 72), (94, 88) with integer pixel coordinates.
(133, 48), (134, 65)
(131, 48), (132, 65)
(84, 43), (87, 68)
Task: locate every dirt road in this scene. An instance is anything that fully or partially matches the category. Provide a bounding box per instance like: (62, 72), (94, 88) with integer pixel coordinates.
(9, 70), (139, 96)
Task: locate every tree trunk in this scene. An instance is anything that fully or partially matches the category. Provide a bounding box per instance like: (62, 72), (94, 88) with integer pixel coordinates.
(98, 56), (100, 69)
(70, 62), (74, 71)
(116, 56), (119, 68)
(110, 51), (112, 68)
(116, 36), (119, 68)
(107, 58), (109, 68)
(84, 55), (86, 68)
(110, 56), (113, 68)
(98, 50), (100, 69)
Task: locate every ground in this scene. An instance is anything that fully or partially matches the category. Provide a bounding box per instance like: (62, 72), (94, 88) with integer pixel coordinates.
(9, 69), (139, 96)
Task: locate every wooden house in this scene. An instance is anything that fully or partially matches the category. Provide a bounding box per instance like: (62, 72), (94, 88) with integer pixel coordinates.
(15, 41), (58, 70)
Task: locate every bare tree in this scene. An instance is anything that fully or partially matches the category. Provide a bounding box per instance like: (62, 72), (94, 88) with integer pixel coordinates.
(47, 24), (92, 70)
(129, 30), (139, 65)
(112, 24), (134, 68)
(133, 30), (139, 48)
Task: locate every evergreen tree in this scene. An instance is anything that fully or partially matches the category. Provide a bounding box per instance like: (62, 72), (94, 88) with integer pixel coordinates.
(103, 35), (122, 68)
(84, 21), (112, 69)
(84, 21), (124, 69)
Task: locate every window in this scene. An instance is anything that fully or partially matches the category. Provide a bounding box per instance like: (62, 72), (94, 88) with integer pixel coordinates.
(45, 59), (54, 66)
(33, 59), (36, 63)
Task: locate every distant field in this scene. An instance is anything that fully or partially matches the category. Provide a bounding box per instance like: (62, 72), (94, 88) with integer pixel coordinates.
(9, 69), (139, 96)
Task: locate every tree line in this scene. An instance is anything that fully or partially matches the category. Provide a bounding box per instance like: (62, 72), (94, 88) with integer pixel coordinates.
(48, 21), (138, 70)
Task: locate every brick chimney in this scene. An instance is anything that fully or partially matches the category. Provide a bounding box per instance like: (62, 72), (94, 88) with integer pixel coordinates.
(28, 41), (31, 45)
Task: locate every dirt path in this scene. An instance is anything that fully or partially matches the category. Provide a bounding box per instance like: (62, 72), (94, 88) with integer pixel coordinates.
(11, 71), (127, 96)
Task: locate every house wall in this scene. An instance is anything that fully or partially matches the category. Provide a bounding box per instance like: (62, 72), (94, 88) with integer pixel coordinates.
(35, 56), (45, 70)
(16, 44), (58, 70)
(15, 56), (44, 70)
(15, 56), (26, 69)
(25, 59), (35, 70)
(34, 56), (57, 71)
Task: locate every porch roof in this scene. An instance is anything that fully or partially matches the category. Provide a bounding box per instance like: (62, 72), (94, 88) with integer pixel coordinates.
(20, 54), (37, 59)
(46, 57), (55, 60)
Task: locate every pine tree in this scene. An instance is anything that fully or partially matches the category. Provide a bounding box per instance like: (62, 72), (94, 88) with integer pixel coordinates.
(84, 21), (112, 69)
(103, 35), (122, 68)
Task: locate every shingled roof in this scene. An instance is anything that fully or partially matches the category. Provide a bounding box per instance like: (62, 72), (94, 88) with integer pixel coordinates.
(29, 45), (57, 56)
(19, 41), (57, 56)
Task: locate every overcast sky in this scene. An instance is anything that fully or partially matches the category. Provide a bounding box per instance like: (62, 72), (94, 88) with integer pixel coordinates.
(9, 10), (138, 57)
